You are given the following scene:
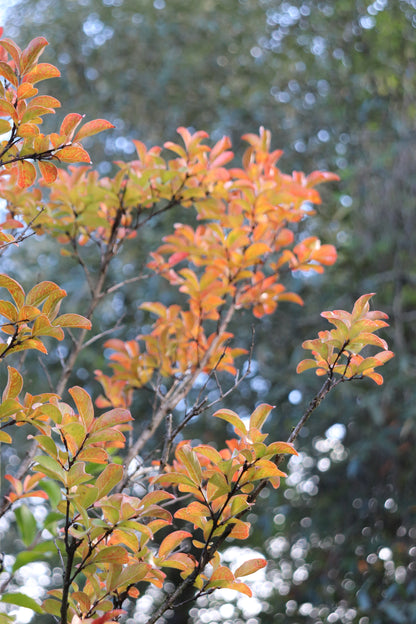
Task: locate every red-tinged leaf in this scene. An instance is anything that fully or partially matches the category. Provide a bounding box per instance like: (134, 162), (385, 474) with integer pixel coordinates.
(0, 274), (25, 308)
(0, 38), (22, 67)
(20, 37), (49, 73)
(2, 366), (23, 400)
(56, 145), (91, 163)
(73, 118), (115, 142)
(69, 386), (94, 429)
(213, 408), (248, 437)
(59, 113), (84, 138)
(17, 160), (36, 188)
(234, 558), (267, 578)
(351, 293), (375, 320)
(52, 313), (92, 329)
(0, 61), (17, 86)
(267, 441), (298, 456)
(168, 251), (188, 267)
(95, 463), (123, 498)
(91, 408), (132, 432)
(374, 350), (395, 364)
(157, 552), (196, 572)
(85, 429), (125, 446)
(158, 530), (192, 559)
(90, 610), (125, 624)
(249, 403), (274, 431)
(30, 95), (60, 109)
(22, 63), (60, 85)
(38, 160), (57, 184)
(26, 282), (61, 307)
(91, 546), (129, 565)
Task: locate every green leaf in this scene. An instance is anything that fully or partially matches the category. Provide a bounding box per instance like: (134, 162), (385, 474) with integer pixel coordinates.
(0, 431), (12, 443)
(2, 366), (23, 400)
(213, 408), (248, 437)
(176, 444), (202, 484)
(69, 386), (94, 429)
(249, 403), (274, 431)
(95, 463), (123, 498)
(0, 593), (44, 614)
(14, 504), (37, 547)
(12, 540), (57, 572)
(39, 479), (62, 509)
(32, 455), (66, 484)
(90, 546), (129, 565)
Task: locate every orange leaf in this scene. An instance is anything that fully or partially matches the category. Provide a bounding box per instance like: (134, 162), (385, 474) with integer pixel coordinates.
(23, 62), (60, 84)
(20, 37), (49, 73)
(234, 558), (267, 578)
(69, 386), (94, 429)
(52, 313), (92, 329)
(73, 118), (115, 141)
(56, 145), (91, 163)
(17, 160), (36, 188)
(59, 113), (84, 138)
(38, 160), (57, 184)
(158, 530), (192, 559)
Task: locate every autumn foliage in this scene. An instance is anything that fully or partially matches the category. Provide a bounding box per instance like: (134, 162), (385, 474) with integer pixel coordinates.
(0, 31), (393, 624)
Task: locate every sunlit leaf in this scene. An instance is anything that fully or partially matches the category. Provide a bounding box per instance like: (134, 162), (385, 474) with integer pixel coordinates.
(234, 558), (267, 578)
(0, 593), (44, 614)
(158, 530), (192, 559)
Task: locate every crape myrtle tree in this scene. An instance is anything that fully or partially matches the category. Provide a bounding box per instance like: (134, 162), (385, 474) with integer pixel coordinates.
(0, 33), (394, 624)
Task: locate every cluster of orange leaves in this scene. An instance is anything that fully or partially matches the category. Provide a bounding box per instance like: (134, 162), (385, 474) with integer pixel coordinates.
(0, 27), (113, 238)
(0, 29), (395, 624)
(93, 127), (339, 408)
(297, 293), (394, 385)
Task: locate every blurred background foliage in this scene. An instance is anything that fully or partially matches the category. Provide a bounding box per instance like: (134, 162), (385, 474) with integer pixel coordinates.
(1, 1), (416, 623)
